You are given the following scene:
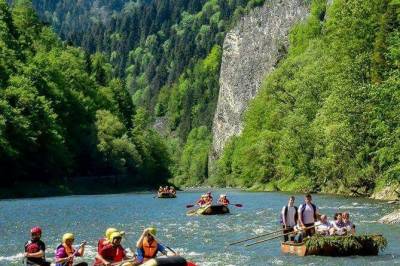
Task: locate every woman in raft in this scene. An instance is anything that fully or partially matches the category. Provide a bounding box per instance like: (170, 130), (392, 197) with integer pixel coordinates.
(55, 233), (87, 266)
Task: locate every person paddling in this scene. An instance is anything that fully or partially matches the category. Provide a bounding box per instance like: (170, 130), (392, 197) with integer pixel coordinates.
(135, 227), (170, 263)
(218, 194), (230, 206)
(55, 233), (87, 266)
(97, 228), (117, 253)
(95, 232), (132, 266)
(24, 227), (50, 266)
(280, 196), (298, 242)
(205, 192), (213, 205)
(298, 194), (319, 237)
(196, 195), (208, 207)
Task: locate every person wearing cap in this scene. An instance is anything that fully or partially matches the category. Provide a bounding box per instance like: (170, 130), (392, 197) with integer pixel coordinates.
(97, 228), (117, 253)
(217, 194), (230, 206)
(55, 233), (87, 266)
(196, 195), (208, 207)
(135, 227), (168, 263)
(24, 227), (50, 266)
(95, 231), (131, 266)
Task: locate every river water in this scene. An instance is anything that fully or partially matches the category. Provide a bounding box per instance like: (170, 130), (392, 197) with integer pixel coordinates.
(0, 191), (399, 266)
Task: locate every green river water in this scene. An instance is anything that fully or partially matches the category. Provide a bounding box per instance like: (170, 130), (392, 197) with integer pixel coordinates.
(0, 191), (399, 265)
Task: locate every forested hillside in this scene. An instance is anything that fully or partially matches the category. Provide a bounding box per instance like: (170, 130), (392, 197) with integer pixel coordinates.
(0, 0), (170, 189)
(30, 0), (266, 186)
(214, 0), (400, 197)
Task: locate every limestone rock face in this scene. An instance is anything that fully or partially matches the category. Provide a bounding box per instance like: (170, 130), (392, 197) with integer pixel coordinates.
(378, 209), (400, 224)
(211, 0), (309, 161)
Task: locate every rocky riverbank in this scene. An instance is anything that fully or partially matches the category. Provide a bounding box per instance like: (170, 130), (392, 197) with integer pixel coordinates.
(378, 209), (400, 224)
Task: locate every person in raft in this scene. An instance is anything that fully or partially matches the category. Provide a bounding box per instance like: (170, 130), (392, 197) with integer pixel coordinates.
(196, 195), (208, 207)
(218, 194), (230, 206)
(136, 227), (173, 263)
(298, 194), (320, 237)
(55, 233), (87, 266)
(342, 211), (356, 235)
(97, 228), (117, 253)
(315, 214), (333, 236)
(280, 196), (298, 242)
(24, 226), (51, 266)
(95, 231), (132, 266)
(205, 192), (213, 205)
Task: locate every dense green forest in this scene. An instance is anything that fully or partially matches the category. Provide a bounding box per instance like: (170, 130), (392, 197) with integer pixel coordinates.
(0, 0), (170, 189)
(214, 0), (400, 196)
(28, 0), (266, 186)
(3, 0), (400, 197)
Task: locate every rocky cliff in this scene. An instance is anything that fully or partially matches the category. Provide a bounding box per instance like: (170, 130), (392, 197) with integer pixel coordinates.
(211, 0), (310, 161)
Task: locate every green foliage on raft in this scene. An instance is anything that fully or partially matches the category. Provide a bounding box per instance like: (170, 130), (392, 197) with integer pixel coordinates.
(304, 234), (388, 256)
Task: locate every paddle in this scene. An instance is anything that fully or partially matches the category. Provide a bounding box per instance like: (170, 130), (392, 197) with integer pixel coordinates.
(61, 241), (86, 266)
(229, 203), (243, 207)
(229, 228), (284, 245)
(186, 204), (196, 208)
(244, 225), (316, 247)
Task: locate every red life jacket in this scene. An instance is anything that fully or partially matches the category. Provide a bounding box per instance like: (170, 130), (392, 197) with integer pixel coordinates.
(25, 241), (40, 253)
(142, 238), (158, 261)
(97, 237), (109, 253)
(95, 244), (125, 265)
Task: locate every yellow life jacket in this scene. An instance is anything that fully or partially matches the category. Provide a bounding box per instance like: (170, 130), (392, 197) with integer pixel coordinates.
(142, 238), (158, 261)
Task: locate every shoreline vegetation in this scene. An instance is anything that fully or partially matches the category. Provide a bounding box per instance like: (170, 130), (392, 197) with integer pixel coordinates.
(2, 179), (399, 201)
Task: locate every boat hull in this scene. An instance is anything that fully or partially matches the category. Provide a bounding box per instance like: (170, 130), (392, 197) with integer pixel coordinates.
(281, 238), (380, 257)
(187, 205), (230, 216)
(157, 192), (176, 198)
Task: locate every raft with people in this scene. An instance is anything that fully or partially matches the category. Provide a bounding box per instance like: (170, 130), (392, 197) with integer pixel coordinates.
(281, 234), (387, 256)
(186, 204), (230, 216)
(229, 194), (387, 258)
(157, 186), (176, 198)
(157, 192), (176, 198)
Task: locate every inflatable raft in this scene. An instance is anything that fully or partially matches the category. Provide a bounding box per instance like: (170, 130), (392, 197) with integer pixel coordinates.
(157, 192), (176, 198)
(187, 205), (229, 216)
(141, 256), (196, 266)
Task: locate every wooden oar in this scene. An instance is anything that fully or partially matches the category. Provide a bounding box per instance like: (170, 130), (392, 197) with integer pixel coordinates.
(186, 204), (196, 208)
(229, 228), (284, 245)
(245, 225), (316, 247)
(229, 203), (243, 207)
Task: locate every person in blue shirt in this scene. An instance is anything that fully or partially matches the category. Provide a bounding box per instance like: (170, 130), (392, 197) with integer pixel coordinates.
(135, 227), (169, 263)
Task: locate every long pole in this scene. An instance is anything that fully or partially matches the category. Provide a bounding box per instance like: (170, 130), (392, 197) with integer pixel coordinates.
(244, 225), (316, 247)
(229, 228), (284, 245)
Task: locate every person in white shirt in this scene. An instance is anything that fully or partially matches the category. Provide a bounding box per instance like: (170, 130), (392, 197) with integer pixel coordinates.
(280, 196), (298, 242)
(315, 215), (333, 236)
(298, 194), (320, 237)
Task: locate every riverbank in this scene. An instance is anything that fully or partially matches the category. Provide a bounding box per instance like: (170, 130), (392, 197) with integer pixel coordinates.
(0, 176), (163, 199)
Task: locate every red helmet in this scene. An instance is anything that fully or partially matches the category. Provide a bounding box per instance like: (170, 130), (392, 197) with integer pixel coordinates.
(30, 226), (42, 235)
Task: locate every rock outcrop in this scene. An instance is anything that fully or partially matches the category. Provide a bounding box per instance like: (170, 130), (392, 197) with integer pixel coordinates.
(378, 209), (400, 224)
(211, 0), (309, 161)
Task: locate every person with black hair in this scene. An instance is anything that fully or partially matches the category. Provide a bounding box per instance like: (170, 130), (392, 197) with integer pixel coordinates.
(298, 194), (319, 237)
(280, 196), (298, 242)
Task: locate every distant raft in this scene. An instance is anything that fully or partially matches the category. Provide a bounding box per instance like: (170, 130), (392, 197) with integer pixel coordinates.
(140, 256), (196, 266)
(281, 234), (387, 257)
(187, 205), (230, 216)
(157, 192), (176, 198)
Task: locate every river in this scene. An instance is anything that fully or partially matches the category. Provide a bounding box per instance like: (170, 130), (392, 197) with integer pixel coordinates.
(0, 191), (399, 265)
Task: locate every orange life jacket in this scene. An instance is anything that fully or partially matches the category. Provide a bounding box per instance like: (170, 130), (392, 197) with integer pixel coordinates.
(142, 238), (158, 261)
(63, 244), (74, 266)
